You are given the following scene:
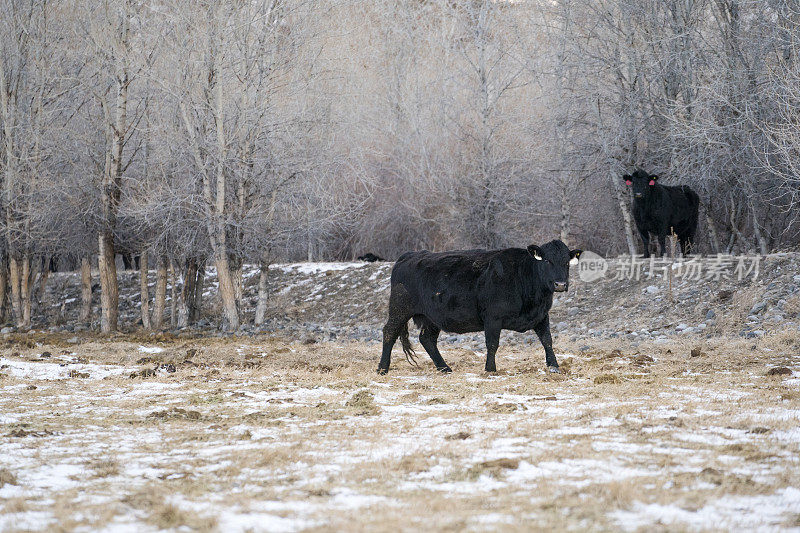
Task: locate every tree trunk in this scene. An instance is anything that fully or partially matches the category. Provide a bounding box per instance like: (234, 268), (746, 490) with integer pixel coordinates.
(20, 255), (33, 328)
(20, 255), (31, 328)
(98, 231), (119, 333)
(750, 204), (769, 255)
(8, 257), (22, 326)
(706, 212), (720, 254)
(232, 259), (243, 312)
(254, 262), (270, 326)
(559, 186), (570, 245)
(215, 253), (240, 330)
(176, 263), (188, 328)
(152, 257), (167, 329)
(192, 264), (205, 323)
(139, 250), (151, 330)
(97, 10), (130, 333)
(34, 258), (49, 322)
(184, 259), (197, 324)
(169, 259), (177, 329)
(0, 258), (7, 324)
(80, 257), (92, 324)
(611, 174), (637, 255)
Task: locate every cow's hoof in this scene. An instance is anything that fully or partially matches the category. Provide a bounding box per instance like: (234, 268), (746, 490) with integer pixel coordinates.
(437, 366), (453, 374)
(484, 367), (497, 373)
(377, 367), (389, 375)
(547, 365), (561, 374)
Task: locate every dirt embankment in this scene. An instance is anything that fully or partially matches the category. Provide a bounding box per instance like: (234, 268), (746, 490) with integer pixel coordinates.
(16, 253), (800, 344)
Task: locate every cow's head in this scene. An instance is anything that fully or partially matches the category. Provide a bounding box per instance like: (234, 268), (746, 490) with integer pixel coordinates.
(623, 169), (658, 200)
(527, 240), (582, 292)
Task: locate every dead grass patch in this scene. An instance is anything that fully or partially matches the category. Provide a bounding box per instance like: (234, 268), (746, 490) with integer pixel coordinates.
(0, 467), (18, 487)
(345, 390), (380, 416)
(88, 457), (120, 478)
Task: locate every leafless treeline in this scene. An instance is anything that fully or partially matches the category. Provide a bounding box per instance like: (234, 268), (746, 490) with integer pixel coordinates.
(1, 0), (799, 331)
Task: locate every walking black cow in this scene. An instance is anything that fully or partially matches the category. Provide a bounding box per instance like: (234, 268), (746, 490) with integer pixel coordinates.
(377, 240), (581, 375)
(623, 169), (700, 257)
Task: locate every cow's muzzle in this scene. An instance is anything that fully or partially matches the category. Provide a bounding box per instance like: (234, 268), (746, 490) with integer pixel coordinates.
(634, 193), (643, 198)
(554, 281), (568, 292)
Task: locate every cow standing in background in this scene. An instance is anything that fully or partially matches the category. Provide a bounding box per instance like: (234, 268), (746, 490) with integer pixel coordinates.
(623, 169), (700, 257)
(378, 240), (581, 375)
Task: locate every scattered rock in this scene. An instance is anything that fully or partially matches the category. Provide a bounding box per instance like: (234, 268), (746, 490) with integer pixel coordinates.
(25, 384), (36, 390)
(159, 363), (177, 373)
(767, 367), (792, 376)
(137, 356), (155, 364)
(690, 348), (704, 358)
(645, 285), (659, 294)
(40, 351), (52, 358)
(717, 289), (733, 301)
(749, 302), (768, 315)
(633, 355), (654, 365)
(749, 426), (770, 434)
(68, 370), (89, 379)
(555, 321), (569, 331)
(445, 431), (471, 441)
(0, 327), (14, 334)
(706, 309), (716, 320)
(301, 336), (317, 345)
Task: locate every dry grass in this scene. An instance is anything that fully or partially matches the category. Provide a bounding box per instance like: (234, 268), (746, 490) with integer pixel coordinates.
(1, 331), (799, 531)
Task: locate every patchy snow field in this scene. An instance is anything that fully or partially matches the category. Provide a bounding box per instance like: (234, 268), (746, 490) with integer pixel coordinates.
(1, 333), (799, 532)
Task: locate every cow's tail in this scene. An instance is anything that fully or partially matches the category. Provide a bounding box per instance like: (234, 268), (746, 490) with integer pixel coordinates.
(399, 321), (419, 367)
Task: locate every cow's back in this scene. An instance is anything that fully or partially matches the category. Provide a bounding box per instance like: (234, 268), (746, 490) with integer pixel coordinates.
(391, 249), (509, 333)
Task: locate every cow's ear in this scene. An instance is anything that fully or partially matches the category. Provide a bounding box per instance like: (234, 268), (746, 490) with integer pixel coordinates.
(527, 245), (544, 261)
(569, 249), (582, 265)
(622, 174), (632, 185)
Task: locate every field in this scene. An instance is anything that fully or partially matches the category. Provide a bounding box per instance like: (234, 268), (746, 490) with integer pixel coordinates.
(2, 329), (800, 532)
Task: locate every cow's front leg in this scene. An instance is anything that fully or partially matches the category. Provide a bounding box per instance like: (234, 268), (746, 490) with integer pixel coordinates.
(657, 233), (667, 257)
(639, 230), (651, 258)
(483, 324), (501, 372)
(534, 315), (559, 373)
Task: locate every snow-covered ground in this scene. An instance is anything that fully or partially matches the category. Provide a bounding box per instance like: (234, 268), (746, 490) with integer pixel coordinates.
(1, 335), (799, 531)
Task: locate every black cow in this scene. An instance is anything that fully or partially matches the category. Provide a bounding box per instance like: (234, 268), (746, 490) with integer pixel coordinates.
(358, 253), (384, 262)
(377, 240), (581, 375)
(623, 169), (700, 257)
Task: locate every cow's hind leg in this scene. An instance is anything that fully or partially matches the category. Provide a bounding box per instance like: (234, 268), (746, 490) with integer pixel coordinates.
(418, 317), (451, 373)
(484, 322), (501, 372)
(378, 284), (415, 375)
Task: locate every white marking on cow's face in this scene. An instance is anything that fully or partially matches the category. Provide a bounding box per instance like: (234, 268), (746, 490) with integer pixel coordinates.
(569, 257), (579, 266)
(533, 251), (543, 261)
